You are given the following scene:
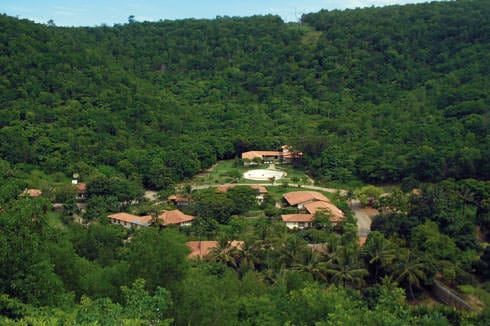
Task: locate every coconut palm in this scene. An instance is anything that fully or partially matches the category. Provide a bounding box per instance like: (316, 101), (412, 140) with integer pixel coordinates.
(235, 241), (260, 275)
(327, 246), (368, 288)
(292, 250), (328, 282)
(392, 249), (427, 300)
(279, 236), (308, 268)
(208, 238), (240, 269)
(360, 231), (397, 281)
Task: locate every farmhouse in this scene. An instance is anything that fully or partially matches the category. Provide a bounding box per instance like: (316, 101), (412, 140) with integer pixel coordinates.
(304, 201), (345, 223)
(158, 209), (194, 226)
(108, 212), (151, 228)
(281, 214), (315, 229)
(241, 145), (302, 164)
(282, 191), (330, 209)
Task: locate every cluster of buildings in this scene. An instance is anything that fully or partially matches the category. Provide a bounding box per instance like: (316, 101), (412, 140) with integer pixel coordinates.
(281, 191), (344, 229)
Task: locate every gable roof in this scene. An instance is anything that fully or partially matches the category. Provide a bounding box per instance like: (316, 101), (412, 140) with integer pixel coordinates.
(159, 209), (194, 225)
(241, 151), (283, 160)
(186, 241), (219, 258)
(281, 214), (314, 223)
(216, 184), (268, 194)
(108, 212), (151, 226)
(304, 201), (344, 222)
(283, 191), (330, 206)
(23, 189), (42, 197)
(186, 240), (244, 259)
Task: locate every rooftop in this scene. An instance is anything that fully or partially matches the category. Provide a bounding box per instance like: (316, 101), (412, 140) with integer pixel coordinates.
(159, 209), (195, 225)
(281, 213), (314, 223)
(304, 201), (344, 222)
(283, 191), (330, 206)
(186, 240), (244, 259)
(108, 212), (152, 226)
(23, 188), (43, 197)
(216, 184), (268, 194)
(241, 151), (283, 160)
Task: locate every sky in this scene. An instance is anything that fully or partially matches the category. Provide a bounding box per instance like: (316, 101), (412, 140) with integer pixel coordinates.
(0, 0), (438, 27)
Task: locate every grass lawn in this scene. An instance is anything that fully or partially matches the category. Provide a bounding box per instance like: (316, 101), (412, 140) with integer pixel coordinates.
(45, 211), (65, 229)
(192, 160), (311, 186)
(15, 167), (72, 189)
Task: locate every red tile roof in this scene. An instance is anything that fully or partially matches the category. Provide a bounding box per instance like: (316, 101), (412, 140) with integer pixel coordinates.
(23, 189), (42, 197)
(108, 212), (151, 226)
(76, 182), (87, 193)
(216, 184), (268, 194)
(186, 240), (244, 259)
(159, 209), (194, 225)
(304, 201), (344, 222)
(283, 191), (330, 206)
(241, 151), (283, 160)
(281, 214), (314, 223)
(186, 241), (219, 258)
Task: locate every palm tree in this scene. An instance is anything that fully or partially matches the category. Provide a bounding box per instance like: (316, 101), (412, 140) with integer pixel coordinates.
(235, 241), (260, 275)
(392, 249), (427, 300)
(207, 238), (240, 269)
(279, 236), (308, 268)
(326, 246), (368, 288)
(360, 231), (397, 281)
(292, 250), (328, 282)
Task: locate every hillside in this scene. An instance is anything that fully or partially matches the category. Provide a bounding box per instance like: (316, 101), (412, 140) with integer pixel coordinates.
(0, 0), (488, 191)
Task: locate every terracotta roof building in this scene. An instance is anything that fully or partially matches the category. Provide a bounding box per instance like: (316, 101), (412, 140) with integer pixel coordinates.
(216, 184), (268, 194)
(186, 240), (244, 259)
(304, 201), (344, 223)
(241, 145), (302, 163)
(281, 213), (314, 229)
(158, 209), (194, 226)
(186, 241), (219, 258)
(108, 212), (151, 228)
(241, 150), (283, 161)
(283, 191), (330, 208)
(22, 188), (43, 198)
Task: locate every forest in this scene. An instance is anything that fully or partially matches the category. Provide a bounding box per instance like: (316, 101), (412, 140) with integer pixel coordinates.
(0, 0), (489, 324)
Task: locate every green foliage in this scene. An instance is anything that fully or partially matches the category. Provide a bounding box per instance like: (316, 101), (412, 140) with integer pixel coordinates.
(355, 185), (384, 207)
(125, 228), (189, 292)
(1, 1), (490, 323)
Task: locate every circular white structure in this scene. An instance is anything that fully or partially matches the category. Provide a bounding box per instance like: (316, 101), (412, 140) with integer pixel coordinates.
(243, 169), (285, 181)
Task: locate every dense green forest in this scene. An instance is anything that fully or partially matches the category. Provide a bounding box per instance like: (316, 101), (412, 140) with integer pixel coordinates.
(1, 0), (490, 324)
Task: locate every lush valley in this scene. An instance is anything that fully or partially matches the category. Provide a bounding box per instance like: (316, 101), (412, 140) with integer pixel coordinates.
(1, 0), (490, 324)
